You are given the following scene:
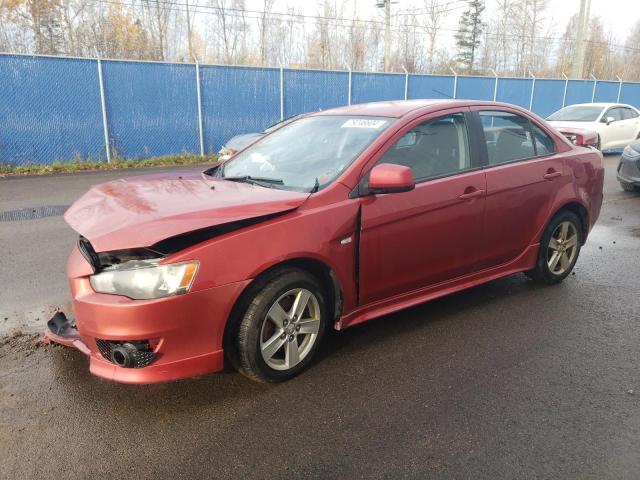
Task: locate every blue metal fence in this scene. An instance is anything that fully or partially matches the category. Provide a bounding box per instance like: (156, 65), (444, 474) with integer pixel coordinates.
(102, 60), (199, 158)
(2, 52), (640, 165)
(200, 65), (281, 155)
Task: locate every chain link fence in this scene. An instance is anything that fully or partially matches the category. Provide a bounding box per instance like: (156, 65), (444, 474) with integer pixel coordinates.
(2, 52), (640, 166)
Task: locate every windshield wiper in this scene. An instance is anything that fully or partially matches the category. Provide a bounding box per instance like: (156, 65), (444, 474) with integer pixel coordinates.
(309, 177), (320, 193)
(223, 175), (284, 188)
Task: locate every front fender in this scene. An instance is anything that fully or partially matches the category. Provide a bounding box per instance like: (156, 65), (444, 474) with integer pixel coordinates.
(168, 198), (360, 313)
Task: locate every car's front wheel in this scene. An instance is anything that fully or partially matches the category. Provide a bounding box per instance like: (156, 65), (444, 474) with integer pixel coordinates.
(235, 268), (327, 383)
(526, 210), (582, 284)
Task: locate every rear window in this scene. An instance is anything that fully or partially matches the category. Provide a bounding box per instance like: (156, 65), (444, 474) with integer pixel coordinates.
(480, 111), (535, 165)
(479, 111), (555, 165)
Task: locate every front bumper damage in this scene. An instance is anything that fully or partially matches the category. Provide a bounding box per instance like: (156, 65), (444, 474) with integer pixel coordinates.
(44, 311), (91, 355)
(44, 306), (227, 384)
(46, 312), (158, 369)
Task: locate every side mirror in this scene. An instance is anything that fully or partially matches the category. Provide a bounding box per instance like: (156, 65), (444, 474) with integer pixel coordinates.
(605, 116), (615, 125)
(368, 163), (415, 194)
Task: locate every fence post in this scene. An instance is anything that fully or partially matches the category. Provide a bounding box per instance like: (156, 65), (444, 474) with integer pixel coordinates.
(562, 72), (569, 107)
(402, 65), (409, 100)
(194, 61), (204, 157)
(590, 74), (597, 103)
(616, 75), (623, 102)
(279, 64), (285, 121)
(490, 69), (498, 101)
(96, 57), (111, 163)
(347, 68), (352, 105)
(529, 71), (536, 111)
(449, 66), (458, 99)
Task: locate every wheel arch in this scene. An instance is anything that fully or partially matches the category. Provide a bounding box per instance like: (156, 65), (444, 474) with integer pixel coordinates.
(550, 201), (589, 244)
(222, 257), (344, 357)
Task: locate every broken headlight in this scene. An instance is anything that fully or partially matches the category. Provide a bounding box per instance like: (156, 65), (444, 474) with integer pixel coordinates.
(90, 260), (199, 300)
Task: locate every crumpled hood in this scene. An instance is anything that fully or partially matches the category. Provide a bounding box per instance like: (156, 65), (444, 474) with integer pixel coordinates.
(64, 171), (309, 252)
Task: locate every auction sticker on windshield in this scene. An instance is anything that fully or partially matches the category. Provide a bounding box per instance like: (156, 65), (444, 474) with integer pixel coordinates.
(341, 119), (387, 129)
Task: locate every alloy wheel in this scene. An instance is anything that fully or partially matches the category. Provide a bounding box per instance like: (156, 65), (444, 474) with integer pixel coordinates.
(547, 221), (578, 275)
(259, 288), (321, 371)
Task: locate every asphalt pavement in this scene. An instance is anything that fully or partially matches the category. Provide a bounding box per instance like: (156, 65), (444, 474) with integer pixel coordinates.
(0, 155), (639, 479)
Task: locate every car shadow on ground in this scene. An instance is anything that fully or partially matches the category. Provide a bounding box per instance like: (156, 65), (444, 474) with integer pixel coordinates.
(42, 272), (548, 410)
(316, 273), (548, 361)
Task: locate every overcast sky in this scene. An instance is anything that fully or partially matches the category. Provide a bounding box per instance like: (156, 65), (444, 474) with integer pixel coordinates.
(549, 0), (639, 37)
(250, 0), (640, 43)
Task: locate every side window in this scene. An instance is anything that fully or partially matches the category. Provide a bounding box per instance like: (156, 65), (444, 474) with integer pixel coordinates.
(479, 111), (535, 165)
(622, 108), (638, 120)
(377, 113), (471, 181)
(531, 123), (556, 156)
(605, 108), (623, 122)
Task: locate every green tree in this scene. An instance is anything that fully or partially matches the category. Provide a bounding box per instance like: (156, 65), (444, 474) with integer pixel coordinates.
(454, 0), (485, 73)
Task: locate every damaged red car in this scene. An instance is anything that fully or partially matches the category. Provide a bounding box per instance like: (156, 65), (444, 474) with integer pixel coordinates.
(46, 100), (604, 384)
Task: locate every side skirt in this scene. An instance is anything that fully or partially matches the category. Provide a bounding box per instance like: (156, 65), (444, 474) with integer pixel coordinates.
(338, 243), (539, 330)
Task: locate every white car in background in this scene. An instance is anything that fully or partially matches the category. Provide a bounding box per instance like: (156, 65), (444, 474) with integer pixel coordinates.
(546, 103), (640, 151)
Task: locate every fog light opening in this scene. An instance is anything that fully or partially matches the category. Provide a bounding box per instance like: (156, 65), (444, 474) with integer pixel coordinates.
(112, 350), (126, 366)
(109, 343), (139, 368)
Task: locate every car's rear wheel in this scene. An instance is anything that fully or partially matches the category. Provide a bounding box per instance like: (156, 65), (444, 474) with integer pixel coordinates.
(235, 268), (327, 383)
(526, 210), (582, 284)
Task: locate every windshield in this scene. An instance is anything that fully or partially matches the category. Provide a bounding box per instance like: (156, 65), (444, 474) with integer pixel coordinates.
(219, 115), (393, 192)
(547, 105), (604, 122)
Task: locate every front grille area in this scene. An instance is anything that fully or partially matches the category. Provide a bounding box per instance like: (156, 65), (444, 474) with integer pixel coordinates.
(95, 339), (156, 368)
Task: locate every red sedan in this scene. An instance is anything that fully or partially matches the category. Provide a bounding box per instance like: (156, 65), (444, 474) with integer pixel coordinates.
(46, 100), (604, 384)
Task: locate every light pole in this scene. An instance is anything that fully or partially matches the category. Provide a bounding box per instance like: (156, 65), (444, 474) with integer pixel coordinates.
(376, 0), (396, 72)
(571, 0), (591, 79)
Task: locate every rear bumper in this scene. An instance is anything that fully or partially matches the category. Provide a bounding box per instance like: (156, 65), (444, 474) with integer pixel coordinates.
(46, 271), (251, 384)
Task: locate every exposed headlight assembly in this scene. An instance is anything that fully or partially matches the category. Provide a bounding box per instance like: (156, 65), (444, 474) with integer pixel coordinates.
(623, 144), (640, 159)
(90, 260), (199, 300)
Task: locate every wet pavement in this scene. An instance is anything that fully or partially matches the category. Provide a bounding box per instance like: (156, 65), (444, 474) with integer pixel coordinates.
(0, 165), (208, 335)
(1, 155), (639, 479)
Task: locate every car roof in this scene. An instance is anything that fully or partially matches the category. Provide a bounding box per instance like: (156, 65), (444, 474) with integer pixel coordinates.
(312, 99), (473, 118)
(564, 102), (633, 108)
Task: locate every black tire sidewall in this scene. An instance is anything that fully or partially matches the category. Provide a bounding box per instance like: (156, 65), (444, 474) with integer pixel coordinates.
(535, 210), (582, 284)
(237, 269), (328, 383)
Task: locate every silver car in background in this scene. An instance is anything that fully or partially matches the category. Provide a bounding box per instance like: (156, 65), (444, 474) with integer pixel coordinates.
(617, 138), (640, 192)
(218, 115), (303, 160)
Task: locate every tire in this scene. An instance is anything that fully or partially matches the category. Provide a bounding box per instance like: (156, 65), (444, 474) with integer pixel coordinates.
(596, 135), (601, 151)
(620, 181), (638, 192)
(235, 268), (328, 383)
(526, 210), (582, 285)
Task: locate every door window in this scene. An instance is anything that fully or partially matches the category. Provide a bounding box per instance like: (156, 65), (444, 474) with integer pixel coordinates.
(531, 123), (556, 156)
(621, 107), (639, 120)
(377, 113), (471, 181)
(604, 108), (623, 122)
(479, 111), (536, 164)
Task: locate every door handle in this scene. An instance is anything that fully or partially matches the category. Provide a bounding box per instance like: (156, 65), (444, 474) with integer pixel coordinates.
(543, 170), (562, 180)
(458, 188), (485, 200)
